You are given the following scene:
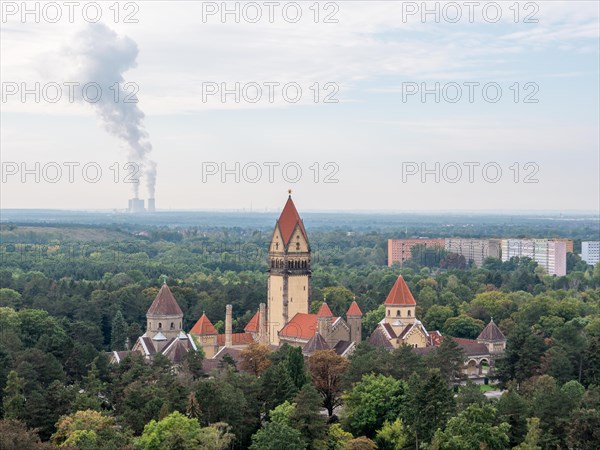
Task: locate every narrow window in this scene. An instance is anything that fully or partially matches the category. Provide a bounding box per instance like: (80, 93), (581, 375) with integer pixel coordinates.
(170, 322), (174, 329)
(158, 322), (162, 329)
(396, 310), (401, 317)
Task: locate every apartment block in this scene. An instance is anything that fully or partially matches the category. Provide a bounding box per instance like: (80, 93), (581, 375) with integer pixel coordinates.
(501, 239), (567, 276)
(387, 239), (445, 267)
(581, 241), (600, 265)
(444, 238), (501, 268)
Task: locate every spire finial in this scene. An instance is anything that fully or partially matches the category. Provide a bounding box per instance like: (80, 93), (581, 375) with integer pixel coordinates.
(490, 316), (494, 323)
(288, 188), (292, 197)
(163, 276), (167, 285)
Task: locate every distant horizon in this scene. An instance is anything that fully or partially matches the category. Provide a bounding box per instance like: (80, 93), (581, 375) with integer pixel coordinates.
(1, 208), (599, 216)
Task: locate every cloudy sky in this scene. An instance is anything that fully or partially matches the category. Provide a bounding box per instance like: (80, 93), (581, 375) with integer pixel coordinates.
(1, 1), (599, 212)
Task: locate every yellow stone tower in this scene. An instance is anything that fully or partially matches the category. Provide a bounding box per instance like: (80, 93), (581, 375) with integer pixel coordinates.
(267, 191), (311, 344)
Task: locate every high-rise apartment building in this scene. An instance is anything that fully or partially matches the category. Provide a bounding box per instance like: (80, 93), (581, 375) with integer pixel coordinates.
(581, 241), (600, 265)
(387, 239), (445, 267)
(501, 239), (567, 276)
(444, 238), (501, 267)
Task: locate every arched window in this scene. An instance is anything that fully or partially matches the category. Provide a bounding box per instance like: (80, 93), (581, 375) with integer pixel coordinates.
(296, 242), (300, 251)
(387, 310), (390, 316)
(396, 310), (401, 317)
(170, 322), (174, 329)
(158, 322), (162, 329)
(408, 310), (412, 317)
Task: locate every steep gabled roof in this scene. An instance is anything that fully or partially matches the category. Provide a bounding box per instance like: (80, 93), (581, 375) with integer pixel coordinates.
(162, 338), (192, 364)
(277, 195), (308, 247)
(303, 332), (330, 354)
(244, 311), (260, 333)
(190, 313), (217, 335)
(477, 319), (506, 341)
(279, 313), (318, 340)
(368, 327), (394, 349)
(346, 301), (363, 317)
(147, 283), (183, 317)
(317, 302), (334, 317)
(384, 275), (417, 306)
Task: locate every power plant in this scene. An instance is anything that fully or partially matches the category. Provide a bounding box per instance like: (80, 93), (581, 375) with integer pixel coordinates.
(128, 198), (147, 213)
(147, 198), (156, 212)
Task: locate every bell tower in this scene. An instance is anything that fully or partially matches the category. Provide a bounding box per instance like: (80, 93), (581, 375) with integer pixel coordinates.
(268, 191), (311, 344)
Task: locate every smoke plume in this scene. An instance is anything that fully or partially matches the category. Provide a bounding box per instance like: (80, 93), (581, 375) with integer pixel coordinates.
(66, 23), (156, 198)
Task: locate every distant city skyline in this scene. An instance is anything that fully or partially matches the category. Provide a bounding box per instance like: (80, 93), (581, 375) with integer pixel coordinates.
(1, 1), (598, 211)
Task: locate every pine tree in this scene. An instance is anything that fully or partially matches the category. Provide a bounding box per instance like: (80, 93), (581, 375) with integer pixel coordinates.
(261, 362), (297, 413)
(3, 370), (26, 420)
(186, 391), (201, 419)
(286, 346), (308, 390)
(290, 383), (327, 450)
(110, 310), (128, 351)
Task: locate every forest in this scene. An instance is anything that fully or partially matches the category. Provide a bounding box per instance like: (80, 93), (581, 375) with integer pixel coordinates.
(0, 217), (599, 449)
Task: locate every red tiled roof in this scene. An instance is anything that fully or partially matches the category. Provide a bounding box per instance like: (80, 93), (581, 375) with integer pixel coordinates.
(317, 302), (333, 317)
(217, 332), (255, 346)
(280, 313), (318, 339)
(346, 301), (363, 317)
(280, 313), (338, 340)
(384, 276), (416, 306)
(190, 313), (217, 335)
(244, 311), (259, 333)
(277, 195), (307, 247)
(147, 284), (183, 316)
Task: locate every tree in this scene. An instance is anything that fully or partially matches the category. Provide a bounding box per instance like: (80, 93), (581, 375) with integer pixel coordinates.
(513, 417), (542, 450)
(52, 409), (131, 449)
(443, 315), (485, 339)
(261, 361), (298, 413)
(290, 383), (328, 449)
(0, 289), (22, 309)
(342, 374), (406, 438)
(389, 344), (425, 381)
(429, 405), (510, 450)
(343, 343), (393, 387)
(496, 323), (546, 385)
(2, 371), (25, 420)
(496, 388), (528, 448)
(423, 305), (454, 332)
(240, 343), (272, 376)
(0, 419), (54, 450)
(456, 381), (486, 411)
(405, 369), (455, 447)
(135, 411), (233, 450)
(110, 310), (128, 351)
(375, 418), (409, 450)
(286, 346), (308, 390)
(343, 437), (377, 450)
(308, 350), (349, 416)
(567, 408), (600, 450)
(427, 337), (464, 382)
(250, 421), (306, 450)
(324, 423), (353, 450)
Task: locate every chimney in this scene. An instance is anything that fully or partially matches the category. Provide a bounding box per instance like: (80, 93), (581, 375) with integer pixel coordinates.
(258, 303), (267, 344)
(147, 198), (156, 212)
(225, 304), (233, 347)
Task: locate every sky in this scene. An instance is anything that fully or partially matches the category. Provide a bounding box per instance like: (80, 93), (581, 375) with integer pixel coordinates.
(1, 1), (599, 212)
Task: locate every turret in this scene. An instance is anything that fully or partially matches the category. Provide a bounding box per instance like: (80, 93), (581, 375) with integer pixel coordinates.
(346, 300), (363, 344)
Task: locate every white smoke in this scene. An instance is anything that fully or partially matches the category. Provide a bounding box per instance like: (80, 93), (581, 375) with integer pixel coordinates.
(65, 23), (156, 198)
